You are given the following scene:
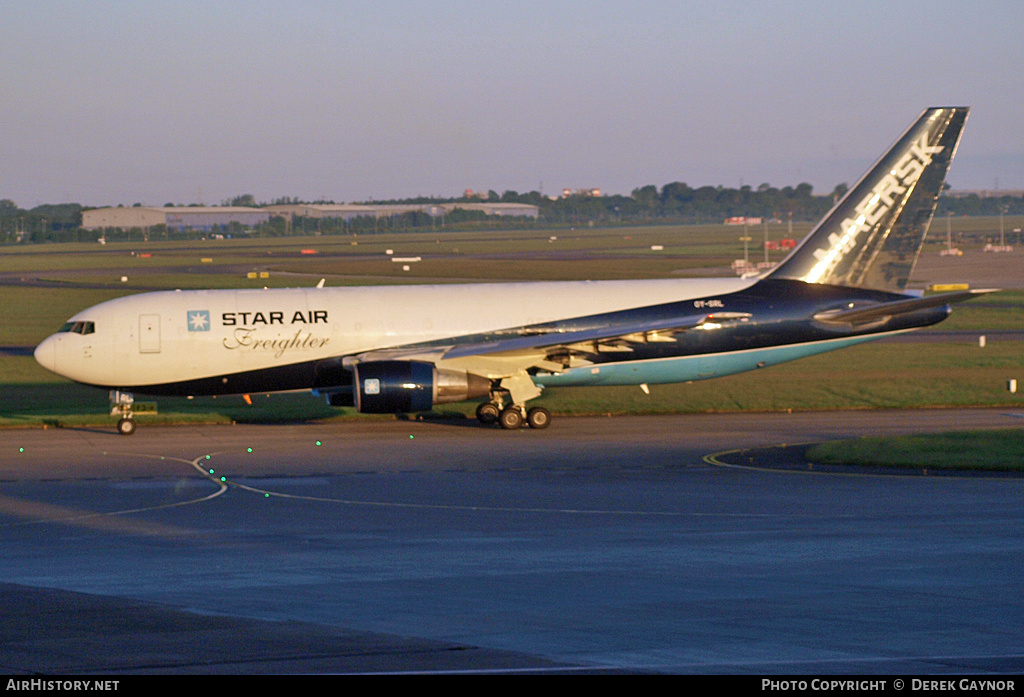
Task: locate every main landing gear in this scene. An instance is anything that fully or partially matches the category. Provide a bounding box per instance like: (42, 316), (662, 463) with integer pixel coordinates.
(474, 371), (551, 430)
(476, 401), (552, 430)
(110, 390), (136, 436)
(475, 374), (552, 432)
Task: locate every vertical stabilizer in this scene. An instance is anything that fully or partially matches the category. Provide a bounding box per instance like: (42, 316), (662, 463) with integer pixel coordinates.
(769, 107), (969, 292)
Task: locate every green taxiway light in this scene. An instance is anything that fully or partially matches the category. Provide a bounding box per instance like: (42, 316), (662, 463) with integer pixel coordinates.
(247, 447), (252, 452)
(315, 441), (321, 446)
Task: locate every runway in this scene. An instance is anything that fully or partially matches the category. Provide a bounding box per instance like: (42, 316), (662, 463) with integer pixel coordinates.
(2, 409), (1024, 674)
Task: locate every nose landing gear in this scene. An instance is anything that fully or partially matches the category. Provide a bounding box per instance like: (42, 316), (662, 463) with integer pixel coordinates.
(110, 390), (136, 436)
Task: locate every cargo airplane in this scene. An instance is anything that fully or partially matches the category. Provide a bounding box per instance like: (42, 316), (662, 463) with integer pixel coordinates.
(35, 107), (986, 435)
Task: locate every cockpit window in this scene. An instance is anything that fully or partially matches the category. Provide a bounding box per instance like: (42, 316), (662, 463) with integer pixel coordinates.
(57, 321), (95, 335)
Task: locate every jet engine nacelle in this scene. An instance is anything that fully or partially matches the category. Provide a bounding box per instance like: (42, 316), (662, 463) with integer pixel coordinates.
(351, 360), (491, 413)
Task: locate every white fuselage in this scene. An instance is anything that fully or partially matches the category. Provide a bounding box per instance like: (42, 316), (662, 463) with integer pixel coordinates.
(35, 277), (756, 390)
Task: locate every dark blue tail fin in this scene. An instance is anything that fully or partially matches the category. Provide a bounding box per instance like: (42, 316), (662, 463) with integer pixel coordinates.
(769, 107), (969, 292)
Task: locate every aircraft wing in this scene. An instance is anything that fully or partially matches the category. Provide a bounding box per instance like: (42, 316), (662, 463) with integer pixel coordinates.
(440, 311), (753, 360)
(346, 311), (753, 374)
(813, 289), (998, 325)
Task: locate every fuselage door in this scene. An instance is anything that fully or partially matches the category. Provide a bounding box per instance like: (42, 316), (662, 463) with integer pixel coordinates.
(139, 314), (161, 353)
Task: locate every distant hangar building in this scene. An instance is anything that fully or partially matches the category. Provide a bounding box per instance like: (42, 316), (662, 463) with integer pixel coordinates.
(81, 206), (269, 232)
(262, 202), (540, 220)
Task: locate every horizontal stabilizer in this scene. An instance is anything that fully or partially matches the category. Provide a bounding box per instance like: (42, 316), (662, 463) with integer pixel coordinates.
(813, 288), (998, 325)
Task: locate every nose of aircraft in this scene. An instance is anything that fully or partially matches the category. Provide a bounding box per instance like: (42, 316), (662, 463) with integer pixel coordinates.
(34, 335), (56, 373)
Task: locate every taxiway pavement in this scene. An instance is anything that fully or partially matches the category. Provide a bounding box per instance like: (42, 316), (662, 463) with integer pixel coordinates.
(2, 409), (1024, 674)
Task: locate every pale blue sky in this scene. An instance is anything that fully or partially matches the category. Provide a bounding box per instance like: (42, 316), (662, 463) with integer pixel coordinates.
(2, 0), (1022, 207)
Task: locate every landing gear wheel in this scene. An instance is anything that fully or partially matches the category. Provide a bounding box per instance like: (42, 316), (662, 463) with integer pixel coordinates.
(117, 418), (137, 436)
(499, 406), (524, 430)
(526, 407), (551, 429)
(476, 402), (500, 425)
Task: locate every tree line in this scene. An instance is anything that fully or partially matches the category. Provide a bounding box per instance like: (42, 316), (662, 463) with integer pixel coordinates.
(3, 183), (1024, 244)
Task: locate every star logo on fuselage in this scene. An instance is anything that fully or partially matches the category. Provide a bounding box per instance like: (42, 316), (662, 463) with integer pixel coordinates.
(188, 310), (210, 332)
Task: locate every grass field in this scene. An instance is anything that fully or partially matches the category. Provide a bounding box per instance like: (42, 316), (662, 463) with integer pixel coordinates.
(2, 220), (1022, 431)
(806, 429), (1024, 471)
